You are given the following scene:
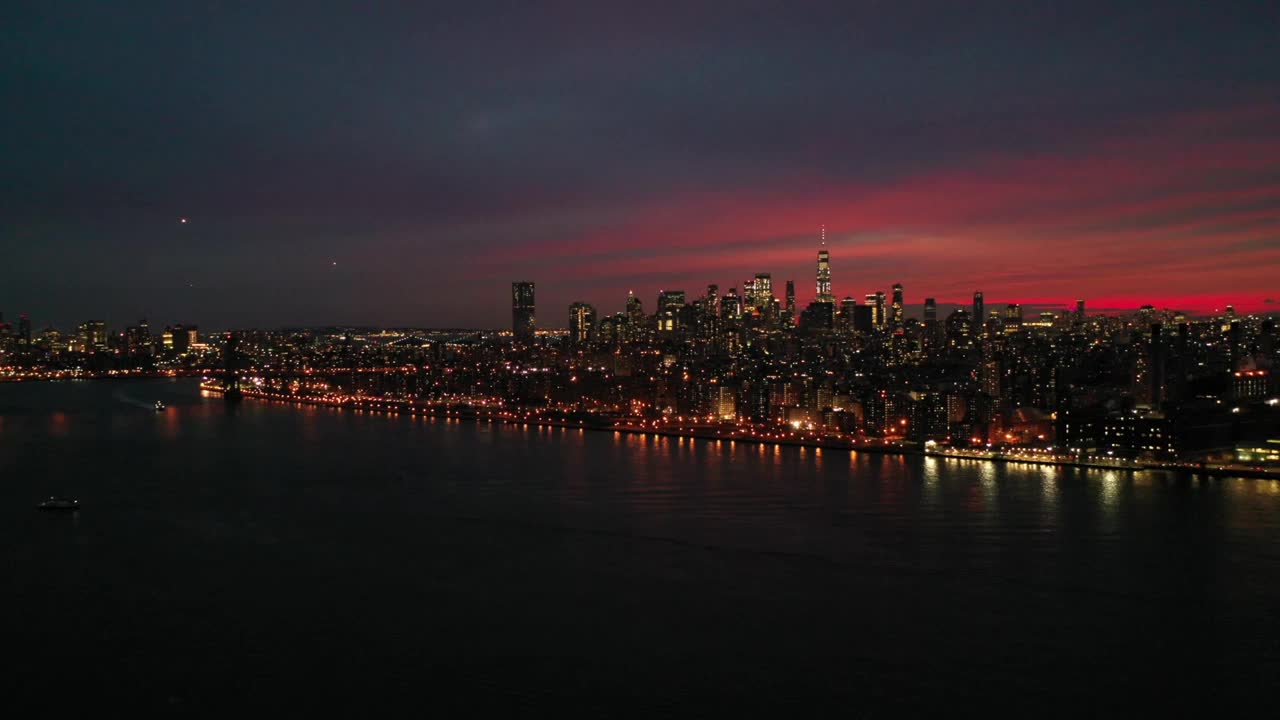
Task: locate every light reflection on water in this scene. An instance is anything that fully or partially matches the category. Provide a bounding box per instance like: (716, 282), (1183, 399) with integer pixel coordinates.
(7, 378), (1280, 708)
(6, 378), (1280, 576)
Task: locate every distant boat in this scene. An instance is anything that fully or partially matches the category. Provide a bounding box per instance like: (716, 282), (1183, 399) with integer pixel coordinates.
(155, 400), (166, 411)
(37, 497), (79, 512)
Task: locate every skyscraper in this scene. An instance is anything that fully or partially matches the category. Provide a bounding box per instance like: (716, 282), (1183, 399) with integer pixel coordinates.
(170, 324), (192, 354)
(626, 291), (644, 326)
(753, 273), (773, 309)
(923, 297), (939, 350)
(972, 291), (984, 336)
(891, 283), (904, 328)
(785, 280), (796, 318)
(839, 296), (858, 334)
(865, 292), (886, 329)
(1003, 303), (1023, 334)
(126, 319), (151, 356)
(657, 290), (685, 335)
(1076, 299), (1086, 322)
(568, 302), (597, 346)
(816, 245), (833, 303)
(511, 282), (536, 341)
(721, 288), (742, 321)
(77, 320), (106, 349)
(1150, 323), (1166, 408)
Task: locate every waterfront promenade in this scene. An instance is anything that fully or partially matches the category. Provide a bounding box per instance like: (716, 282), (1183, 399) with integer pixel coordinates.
(201, 382), (1280, 480)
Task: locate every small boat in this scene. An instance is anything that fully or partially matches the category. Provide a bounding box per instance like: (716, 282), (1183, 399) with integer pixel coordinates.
(155, 400), (166, 411)
(37, 497), (79, 512)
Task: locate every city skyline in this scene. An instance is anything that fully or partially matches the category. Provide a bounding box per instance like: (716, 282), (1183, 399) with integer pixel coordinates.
(7, 4), (1280, 710)
(3, 2), (1278, 329)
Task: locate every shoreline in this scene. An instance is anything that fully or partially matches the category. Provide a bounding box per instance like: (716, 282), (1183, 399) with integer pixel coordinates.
(1, 369), (211, 383)
(201, 384), (1279, 481)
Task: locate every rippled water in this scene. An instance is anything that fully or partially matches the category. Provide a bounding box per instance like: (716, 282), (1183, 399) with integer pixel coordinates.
(3, 379), (1278, 712)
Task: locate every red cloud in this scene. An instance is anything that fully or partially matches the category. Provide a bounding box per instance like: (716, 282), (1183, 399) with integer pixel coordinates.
(479, 103), (1280, 315)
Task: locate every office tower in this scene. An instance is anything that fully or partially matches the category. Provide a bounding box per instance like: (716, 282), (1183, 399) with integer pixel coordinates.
(874, 291), (886, 328)
(742, 278), (757, 312)
(1075, 299), (1086, 322)
(657, 290), (686, 313)
(852, 304), (874, 333)
(511, 282), (536, 341)
(785, 281), (796, 318)
(77, 320), (106, 349)
(753, 273), (773, 308)
(816, 247), (833, 303)
(946, 308), (973, 350)
(863, 293), (883, 328)
(1003, 304), (1022, 334)
(657, 290), (685, 335)
(721, 288), (742, 321)
(839, 296), (859, 334)
(170, 324), (192, 354)
(891, 283), (904, 328)
(972, 291), (984, 336)
(705, 284), (719, 316)
(923, 297), (939, 348)
(568, 302), (597, 346)
(625, 291), (645, 329)
(126, 319), (152, 356)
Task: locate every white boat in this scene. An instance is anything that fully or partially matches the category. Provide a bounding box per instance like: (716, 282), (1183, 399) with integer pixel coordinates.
(155, 400), (166, 411)
(37, 497), (79, 511)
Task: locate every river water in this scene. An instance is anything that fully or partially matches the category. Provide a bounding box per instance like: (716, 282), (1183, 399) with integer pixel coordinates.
(3, 378), (1278, 712)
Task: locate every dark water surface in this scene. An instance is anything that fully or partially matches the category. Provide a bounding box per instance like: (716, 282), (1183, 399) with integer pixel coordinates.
(3, 379), (1278, 713)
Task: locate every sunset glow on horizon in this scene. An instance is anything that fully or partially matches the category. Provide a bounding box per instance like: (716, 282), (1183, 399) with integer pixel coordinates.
(3, 2), (1277, 327)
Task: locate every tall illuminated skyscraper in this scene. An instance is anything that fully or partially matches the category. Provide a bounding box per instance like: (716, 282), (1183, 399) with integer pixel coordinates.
(656, 290), (685, 335)
(511, 282), (536, 341)
(865, 292), (886, 329)
(753, 273), (773, 308)
(1003, 303), (1023, 334)
(891, 283), (904, 328)
(816, 244), (833, 303)
(785, 280), (796, 318)
(568, 302), (597, 346)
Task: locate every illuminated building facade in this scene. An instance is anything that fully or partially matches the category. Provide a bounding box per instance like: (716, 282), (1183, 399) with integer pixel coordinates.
(816, 248), (832, 303)
(568, 302), (597, 346)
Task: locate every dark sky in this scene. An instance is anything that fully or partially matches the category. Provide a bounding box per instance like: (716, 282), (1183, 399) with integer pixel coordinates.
(3, 0), (1278, 330)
